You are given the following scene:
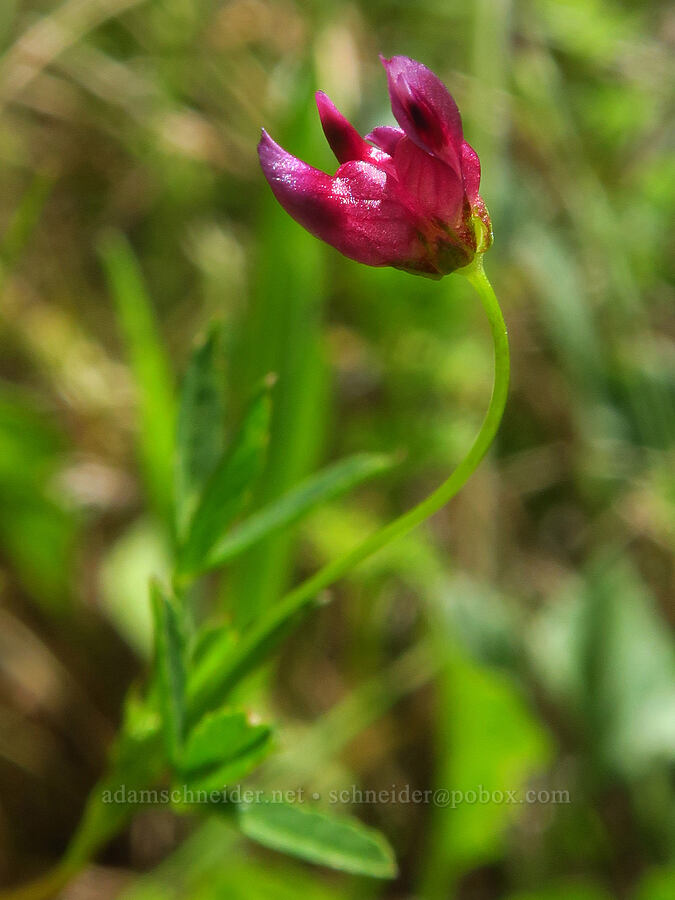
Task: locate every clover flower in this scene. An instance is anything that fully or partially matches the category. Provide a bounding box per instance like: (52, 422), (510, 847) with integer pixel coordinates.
(259, 55), (492, 277)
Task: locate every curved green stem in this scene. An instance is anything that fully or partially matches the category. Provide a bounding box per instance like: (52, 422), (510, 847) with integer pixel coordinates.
(196, 259), (509, 704)
(284, 258), (509, 599)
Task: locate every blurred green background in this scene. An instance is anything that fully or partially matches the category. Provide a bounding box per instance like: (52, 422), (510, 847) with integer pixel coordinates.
(0, 0), (673, 897)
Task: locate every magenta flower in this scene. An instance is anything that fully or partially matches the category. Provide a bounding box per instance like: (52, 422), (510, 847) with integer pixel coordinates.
(258, 55), (492, 278)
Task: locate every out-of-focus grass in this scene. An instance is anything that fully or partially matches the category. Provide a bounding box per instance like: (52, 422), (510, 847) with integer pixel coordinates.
(0, 0), (673, 898)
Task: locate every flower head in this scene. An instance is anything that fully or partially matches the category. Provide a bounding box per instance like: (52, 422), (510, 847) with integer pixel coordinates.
(258, 55), (492, 278)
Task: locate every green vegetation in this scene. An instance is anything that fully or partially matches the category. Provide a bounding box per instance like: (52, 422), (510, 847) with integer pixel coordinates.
(0, 1), (672, 898)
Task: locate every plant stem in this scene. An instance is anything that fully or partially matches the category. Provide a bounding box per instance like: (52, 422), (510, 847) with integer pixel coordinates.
(284, 259), (509, 599)
(195, 259), (509, 707)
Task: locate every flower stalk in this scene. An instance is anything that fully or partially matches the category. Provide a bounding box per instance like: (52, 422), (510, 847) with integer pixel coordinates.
(279, 258), (508, 605)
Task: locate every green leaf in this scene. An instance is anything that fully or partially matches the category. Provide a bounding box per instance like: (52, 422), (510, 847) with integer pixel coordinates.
(529, 555), (675, 776)
(236, 799), (397, 879)
(174, 324), (226, 543)
(186, 623), (237, 714)
(99, 231), (175, 522)
(200, 452), (395, 574)
(421, 646), (552, 894)
(179, 709), (272, 793)
(187, 573), (341, 720)
(185, 598), (301, 719)
(181, 458), (397, 717)
(151, 581), (186, 764)
(176, 380), (273, 576)
(578, 559), (675, 776)
(447, 655), (551, 869)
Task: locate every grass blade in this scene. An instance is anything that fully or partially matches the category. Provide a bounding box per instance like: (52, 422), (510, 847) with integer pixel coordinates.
(174, 324), (226, 543)
(151, 580), (186, 765)
(180, 709), (272, 793)
(99, 232), (175, 523)
(200, 452), (395, 574)
(176, 379), (273, 577)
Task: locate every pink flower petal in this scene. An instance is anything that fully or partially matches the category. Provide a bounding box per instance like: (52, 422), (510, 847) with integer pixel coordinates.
(315, 92), (371, 164)
(365, 125), (404, 156)
(258, 55), (491, 278)
(461, 140), (481, 204)
(392, 136), (464, 223)
(380, 55), (463, 173)
(258, 129), (423, 267)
